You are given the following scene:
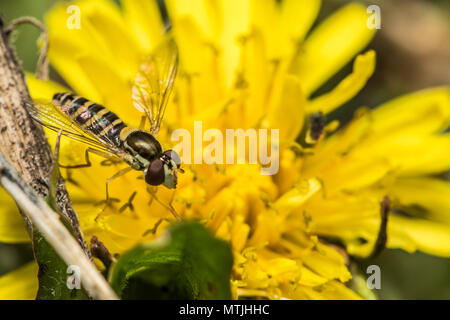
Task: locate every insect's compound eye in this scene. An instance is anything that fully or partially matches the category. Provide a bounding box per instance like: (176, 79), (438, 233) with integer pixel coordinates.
(145, 159), (165, 186)
(163, 150), (181, 168)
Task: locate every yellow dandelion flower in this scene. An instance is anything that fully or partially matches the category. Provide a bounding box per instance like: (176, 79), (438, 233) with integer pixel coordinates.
(1, 0), (450, 300)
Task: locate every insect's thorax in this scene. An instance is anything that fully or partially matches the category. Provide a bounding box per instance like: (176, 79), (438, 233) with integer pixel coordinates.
(121, 129), (162, 170)
(53, 93), (162, 171)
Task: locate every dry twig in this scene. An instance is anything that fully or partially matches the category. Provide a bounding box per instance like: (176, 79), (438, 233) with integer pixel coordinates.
(0, 152), (118, 299)
(0, 16), (117, 299)
(4, 16), (49, 80)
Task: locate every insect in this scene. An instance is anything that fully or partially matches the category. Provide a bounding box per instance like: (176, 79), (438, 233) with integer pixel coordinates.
(26, 39), (182, 195)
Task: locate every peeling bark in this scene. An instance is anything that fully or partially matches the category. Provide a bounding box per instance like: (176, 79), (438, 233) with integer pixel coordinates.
(0, 15), (90, 258)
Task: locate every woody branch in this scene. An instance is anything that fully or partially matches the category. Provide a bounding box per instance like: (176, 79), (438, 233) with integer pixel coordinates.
(0, 15), (117, 299)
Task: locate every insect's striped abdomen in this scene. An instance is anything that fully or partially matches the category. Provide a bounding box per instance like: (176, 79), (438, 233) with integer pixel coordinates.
(53, 93), (127, 147)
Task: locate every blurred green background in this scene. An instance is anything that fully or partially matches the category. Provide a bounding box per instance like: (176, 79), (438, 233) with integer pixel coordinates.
(0, 0), (449, 299)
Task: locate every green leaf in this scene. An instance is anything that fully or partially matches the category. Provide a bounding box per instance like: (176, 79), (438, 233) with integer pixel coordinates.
(109, 221), (233, 299)
(33, 229), (89, 300)
(33, 149), (89, 300)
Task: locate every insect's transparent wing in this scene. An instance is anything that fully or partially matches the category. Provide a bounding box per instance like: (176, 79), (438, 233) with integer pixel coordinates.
(25, 100), (120, 154)
(132, 38), (178, 136)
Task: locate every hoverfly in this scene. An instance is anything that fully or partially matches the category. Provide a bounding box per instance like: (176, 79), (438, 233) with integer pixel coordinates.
(26, 39), (182, 193)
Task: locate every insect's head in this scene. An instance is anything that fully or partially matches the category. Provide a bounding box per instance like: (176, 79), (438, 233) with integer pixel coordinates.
(145, 150), (183, 189)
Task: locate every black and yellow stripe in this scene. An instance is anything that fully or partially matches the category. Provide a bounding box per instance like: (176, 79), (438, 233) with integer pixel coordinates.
(53, 93), (127, 147)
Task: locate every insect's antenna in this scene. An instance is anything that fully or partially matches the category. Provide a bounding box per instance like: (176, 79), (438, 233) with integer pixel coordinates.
(177, 168), (185, 174)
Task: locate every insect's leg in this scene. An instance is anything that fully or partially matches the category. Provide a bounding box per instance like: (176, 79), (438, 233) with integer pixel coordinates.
(138, 116), (146, 130)
(52, 129), (64, 165)
(59, 148), (114, 169)
(100, 157), (123, 167)
(47, 130), (64, 195)
(95, 166), (133, 220)
(119, 191), (137, 213)
(146, 186), (181, 221)
(104, 167), (133, 205)
(166, 190), (181, 221)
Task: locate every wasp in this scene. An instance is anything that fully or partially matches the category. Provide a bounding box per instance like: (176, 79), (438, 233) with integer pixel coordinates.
(26, 39), (183, 197)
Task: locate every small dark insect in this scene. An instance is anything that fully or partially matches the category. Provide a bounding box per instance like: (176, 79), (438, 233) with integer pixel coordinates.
(309, 112), (326, 141)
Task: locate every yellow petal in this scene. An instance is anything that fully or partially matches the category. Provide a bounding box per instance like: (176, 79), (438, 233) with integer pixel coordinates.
(234, 30), (268, 127)
(305, 192), (381, 257)
(390, 178), (450, 224)
(204, 189), (235, 232)
(274, 178), (321, 214)
(166, 0), (220, 39)
(167, 0), (252, 88)
(75, 0), (142, 79)
(168, 17), (227, 119)
(219, 0), (251, 87)
(280, 0), (321, 42)
(307, 50), (376, 114)
(251, 0), (321, 59)
(302, 108), (373, 177)
(302, 242), (352, 283)
(46, 0), (141, 99)
(298, 280), (361, 300)
(360, 135), (450, 176)
(274, 149), (302, 194)
(46, 35), (103, 102)
(121, 0), (165, 52)
(371, 86), (450, 136)
(388, 215), (450, 257)
(250, 0), (284, 59)
(74, 0), (142, 78)
(248, 209), (285, 246)
(231, 214), (250, 252)
(102, 214), (157, 239)
(294, 3), (376, 96)
(297, 266), (328, 287)
(0, 262), (38, 300)
(261, 75), (306, 141)
(75, 54), (140, 126)
(307, 88), (450, 179)
(26, 73), (70, 101)
(307, 194), (379, 230)
(0, 188), (29, 243)
(318, 156), (391, 194)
